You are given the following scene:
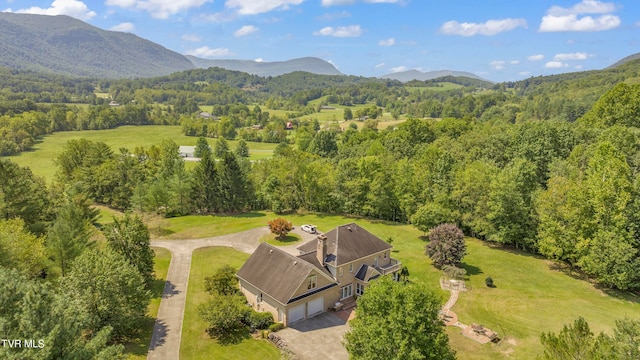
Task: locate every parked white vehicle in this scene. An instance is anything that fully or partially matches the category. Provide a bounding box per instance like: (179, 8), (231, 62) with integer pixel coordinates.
(301, 224), (317, 234)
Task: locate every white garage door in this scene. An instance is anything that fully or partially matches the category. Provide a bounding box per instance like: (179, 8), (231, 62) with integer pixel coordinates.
(288, 304), (305, 324)
(307, 297), (324, 317)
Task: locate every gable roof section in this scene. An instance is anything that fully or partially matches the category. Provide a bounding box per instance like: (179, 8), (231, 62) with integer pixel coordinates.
(297, 223), (392, 266)
(354, 264), (382, 282)
(236, 243), (335, 305)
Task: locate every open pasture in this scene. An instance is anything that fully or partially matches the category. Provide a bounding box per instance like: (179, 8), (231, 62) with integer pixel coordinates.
(7, 126), (276, 182)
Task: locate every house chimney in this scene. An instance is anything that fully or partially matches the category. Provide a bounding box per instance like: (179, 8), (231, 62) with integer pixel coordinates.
(316, 234), (327, 264)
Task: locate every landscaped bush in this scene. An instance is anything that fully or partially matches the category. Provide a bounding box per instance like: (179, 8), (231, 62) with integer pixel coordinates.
(246, 310), (274, 331)
(485, 276), (494, 287)
(269, 322), (285, 332)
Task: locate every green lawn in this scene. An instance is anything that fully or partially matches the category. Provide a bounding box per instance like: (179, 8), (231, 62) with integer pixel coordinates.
(125, 247), (172, 360)
(7, 126), (276, 182)
(181, 247), (280, 360)
(170, 212), (639, 359)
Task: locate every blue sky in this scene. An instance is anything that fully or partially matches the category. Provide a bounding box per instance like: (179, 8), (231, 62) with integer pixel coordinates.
(3, 0), (640, 81)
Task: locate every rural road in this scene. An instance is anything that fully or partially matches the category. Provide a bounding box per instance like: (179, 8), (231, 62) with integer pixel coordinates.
(147, 226), (317, 360)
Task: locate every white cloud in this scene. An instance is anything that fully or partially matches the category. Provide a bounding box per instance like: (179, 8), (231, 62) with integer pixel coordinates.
(575, 65), (583, 69)
(539, 0), (620, 32)
(378, 38), (395, 46)
(313, 25), (362, 37)
(547, 0), (616, 16)
(636, 21), (640, 27)
(185, 46), (233, 58)
(110, 22), (135, 32)
(545, 61), (568, 68)
(12, 0), (96, 20)
(316, 11), (351, 21)
(199, 11), (237, 23)
(254, 58), (265, 62)
(327, 60), (339, 70)
(440, 18), (527, 36)
(553, 52), (590, 60)
(225, 0), (304, 15)
(234, 25), (258, 37)
(182, 34), (202, 42)
(527, 54), (545, 61)
(375, 62), (386, 68)
(322, 0), (354, 5)
(390, 66), (408, 73)
(510, 60), (520, 65)
(490, 60), (506, 70)
(106, 0), (211, 19)
(519, 71), (531, 76)
(540, 14), (619, 31)
(322, 0), (399, 5)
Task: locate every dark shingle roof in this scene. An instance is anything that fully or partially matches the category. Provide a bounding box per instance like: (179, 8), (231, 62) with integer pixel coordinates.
(236, 243), (336, 305)
(354, 264), (381, 282)
(297, 223), (392, 266)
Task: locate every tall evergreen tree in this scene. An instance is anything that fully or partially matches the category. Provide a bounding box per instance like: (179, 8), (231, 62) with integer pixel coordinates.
(190, 152), (220, 213)
(47, 202), (95, 276)
(218, 152), (249, 212)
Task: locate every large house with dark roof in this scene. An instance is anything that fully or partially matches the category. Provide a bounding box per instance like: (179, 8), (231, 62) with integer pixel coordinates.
(236, 223), (402, 325)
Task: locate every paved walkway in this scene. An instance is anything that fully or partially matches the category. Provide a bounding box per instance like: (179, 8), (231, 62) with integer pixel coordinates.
(147, 227), (317, 360)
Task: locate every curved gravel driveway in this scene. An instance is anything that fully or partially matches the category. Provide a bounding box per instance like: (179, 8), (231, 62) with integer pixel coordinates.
(147, 226), (317, 359)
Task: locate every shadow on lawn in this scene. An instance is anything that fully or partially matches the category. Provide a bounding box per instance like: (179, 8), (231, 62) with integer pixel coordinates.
(460, 262), (483, 276)
(213, 328), (250, 345)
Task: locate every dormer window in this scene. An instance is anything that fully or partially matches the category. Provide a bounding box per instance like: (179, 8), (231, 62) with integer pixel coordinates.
(308, 274), (317, 289)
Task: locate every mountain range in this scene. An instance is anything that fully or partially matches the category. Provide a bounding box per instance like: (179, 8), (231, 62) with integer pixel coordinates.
(380, 69), (489, 83)
(0, 12), (636, 82)
(187, 56), (342, 77)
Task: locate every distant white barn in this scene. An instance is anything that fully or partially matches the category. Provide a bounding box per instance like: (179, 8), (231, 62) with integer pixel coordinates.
(179, 146), (195, 158)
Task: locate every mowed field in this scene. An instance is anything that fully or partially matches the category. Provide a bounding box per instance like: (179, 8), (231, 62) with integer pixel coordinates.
(6, 125), (277, 182)
(165, 212), (639, 359)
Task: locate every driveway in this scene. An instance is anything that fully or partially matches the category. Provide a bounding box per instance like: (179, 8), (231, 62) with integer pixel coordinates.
(147, 226), (321, 359)
(277, 312), (350, 360)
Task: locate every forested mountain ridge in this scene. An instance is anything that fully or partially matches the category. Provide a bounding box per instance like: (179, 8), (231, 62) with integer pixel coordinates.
(0, 12), (195, 78)
(187, 56), (343, 77)
(607, 52), (640, 69)
(381, 69), (489, 83)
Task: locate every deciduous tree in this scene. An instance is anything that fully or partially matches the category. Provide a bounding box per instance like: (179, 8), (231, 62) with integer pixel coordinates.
(103, 213), (154, 287)
(425, 223), (466, 269)
(268, 217), (293, 239)
(344, 277), (455, 360)
(62, 248), (150, 341)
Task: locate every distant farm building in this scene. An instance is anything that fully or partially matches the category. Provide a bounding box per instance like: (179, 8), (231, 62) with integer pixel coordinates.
(320, 105), (336, 110)
(109, 101), (120, 107)
(197, 112), (217, 120)
(179, 146), (195, 158)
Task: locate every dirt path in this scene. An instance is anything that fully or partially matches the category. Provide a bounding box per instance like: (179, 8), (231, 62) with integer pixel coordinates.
(146, 227), (316, 360)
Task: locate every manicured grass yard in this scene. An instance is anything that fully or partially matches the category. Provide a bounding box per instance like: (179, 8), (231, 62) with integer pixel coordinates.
(7, 125), (276, 182)
(172, 212), (640, 359)
(125, 247), (172, 359)
(181, 247), (280, 360)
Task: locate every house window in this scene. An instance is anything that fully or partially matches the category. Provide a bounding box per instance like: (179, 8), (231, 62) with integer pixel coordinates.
(339, 267), (343, 276)
(308, 275), (317, 289)
(356, 283), (364, 296)
(257, 293), (263, 303)
(340, 284), (353, 299)
(349, 263), (353, 273)
(384, 251), (387, 259)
